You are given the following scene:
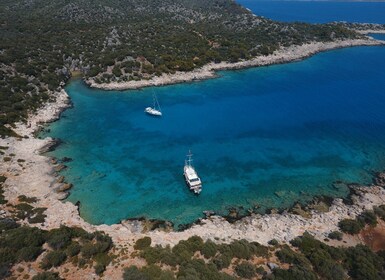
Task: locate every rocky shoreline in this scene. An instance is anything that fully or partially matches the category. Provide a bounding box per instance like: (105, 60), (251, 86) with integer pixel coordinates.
(1, 38), (385, 249)
(86, 38), (385, 91)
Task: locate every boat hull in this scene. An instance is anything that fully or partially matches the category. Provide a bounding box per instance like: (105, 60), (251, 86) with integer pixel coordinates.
(145, 107), (162, 116)
(183, 166), (202, 195)
(184, 175), (202, 195)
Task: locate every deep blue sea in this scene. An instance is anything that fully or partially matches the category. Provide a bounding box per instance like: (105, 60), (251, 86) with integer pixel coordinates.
(44, 2), (385, 227)
(237, 0), (385, 23)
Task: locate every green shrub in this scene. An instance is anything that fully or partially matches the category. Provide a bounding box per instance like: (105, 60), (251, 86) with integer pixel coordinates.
(0, 247), (16, 264)
(13, 203), (46, 223)
(141, 264), (169, 279)
(276, 245), (312, 269)
(213, 253), (232, 270)
(183, 236), (204, 252)
(266, 265), (318, 280)
(291, 233), (346, 261)
(77, 258), (87, 268)
(18, 195), (37, 203)
(94, 231), (113, 251)
(172, 242), (194, 263)
(256, 266), (265, 275)
(94, 252), (113, 267)
(373, 205), (385, 221)
(80, 242), (99, 258)
(81, 233), (112, 259)
(0, 218), (19, 232)
(229, 239), (252, 260)
(250, 242), (269, 257)
(17, 246), (42, 262)
(40, 251), (67, 269)
(0, 186), (7, 204)
(328, 231), (343, 241)
(46, 226), (72, 250)
(0, 226), (46, 250)
(94, 263), (106, 275)
(200, 240), (217, 258)
(141, 246), (163, 265)
(14, 203), (34, 219)
(66, 242), (81, 257)
(178, 258), (220, 280)
(358, 210), (377, 227)
(0, 176), (6, 183)
(338, 219), (364, 234)
(345, 245), (384, 280)
(68, 227), (93, 240)
(268, 239), (279, 246)
(28, 208), (47, 224)
(134, 237), (152, 250)
(32, 272), (62, 280)
(158, 247), (178, 266)
(123, 265), (150, 280)
(307, 249), (345, 280)
(235, 262), (257, 278)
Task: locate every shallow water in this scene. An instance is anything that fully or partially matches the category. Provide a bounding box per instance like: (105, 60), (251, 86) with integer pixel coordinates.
(44, 45), (385, 226)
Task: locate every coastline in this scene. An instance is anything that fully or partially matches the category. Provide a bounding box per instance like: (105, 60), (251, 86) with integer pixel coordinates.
(1, 38), (385, 250)
(86, 38), (385, 91)
(359, 29), (385, 34)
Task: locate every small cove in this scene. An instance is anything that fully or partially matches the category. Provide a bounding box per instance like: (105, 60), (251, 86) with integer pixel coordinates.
(43, 45), (385, 226)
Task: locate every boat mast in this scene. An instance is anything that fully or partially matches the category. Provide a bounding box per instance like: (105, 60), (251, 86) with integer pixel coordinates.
(156, 95), (161, 112)
(186, 150), (193, 167)
(153, 93), (161, 112)
(152, 93), (156, 109)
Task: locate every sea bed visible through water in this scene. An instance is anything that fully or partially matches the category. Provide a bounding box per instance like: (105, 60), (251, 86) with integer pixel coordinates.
(42, 42), (385, 227)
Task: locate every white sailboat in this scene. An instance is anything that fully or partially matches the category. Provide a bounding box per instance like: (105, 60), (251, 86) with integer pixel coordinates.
(145, 93), (162, 116)
(183, 150), (202, 195)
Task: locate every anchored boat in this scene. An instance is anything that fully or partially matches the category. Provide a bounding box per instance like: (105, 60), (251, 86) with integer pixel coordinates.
(183, 150), (202, 195)
(145, 93), (162, 116)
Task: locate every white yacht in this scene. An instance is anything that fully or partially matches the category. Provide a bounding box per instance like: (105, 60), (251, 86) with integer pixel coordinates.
(183, 150), (202, 195)
(145, 93), (162, 116)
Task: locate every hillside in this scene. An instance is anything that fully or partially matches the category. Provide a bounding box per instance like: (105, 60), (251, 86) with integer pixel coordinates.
(0, 0), (361, 136)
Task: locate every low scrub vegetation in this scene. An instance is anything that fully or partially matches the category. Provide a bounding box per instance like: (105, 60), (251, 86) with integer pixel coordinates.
(132, 231), (385, 280)
(0, 218), (114, 278)
(339, 210), (379, 234)
(1, 195), (385, 279)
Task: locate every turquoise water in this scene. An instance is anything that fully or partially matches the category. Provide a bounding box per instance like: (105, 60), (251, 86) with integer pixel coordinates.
(45, 45), (385, 226)
(237, 1), (385, 24)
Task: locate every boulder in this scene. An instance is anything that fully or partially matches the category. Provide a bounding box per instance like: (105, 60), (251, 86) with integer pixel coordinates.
(57, 183), (73, 192)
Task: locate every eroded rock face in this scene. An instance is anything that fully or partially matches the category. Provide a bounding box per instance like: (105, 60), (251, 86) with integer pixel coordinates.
(37, 139), (62, 154)
(374, 172), (385, 186)
(57, 192), (70, 200)
(54, 164), (67, 172)
(57, 183), (73, 192)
